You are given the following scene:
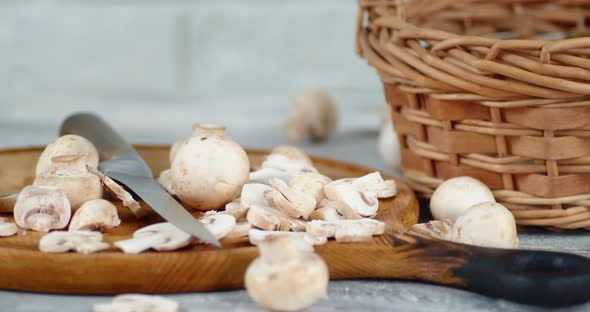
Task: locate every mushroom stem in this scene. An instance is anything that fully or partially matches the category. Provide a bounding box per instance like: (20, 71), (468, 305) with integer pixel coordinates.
(114, 233), (168, 254)
(192, 123), (226, 137)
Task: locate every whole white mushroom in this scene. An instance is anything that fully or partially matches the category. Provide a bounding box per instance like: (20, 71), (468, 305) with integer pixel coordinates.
(377, 104), (400, 169)
(36, 135), (99, 176)
(171, 123), (250, 211)
(430, 176), (495, 222)
(451, 202), (519, 249)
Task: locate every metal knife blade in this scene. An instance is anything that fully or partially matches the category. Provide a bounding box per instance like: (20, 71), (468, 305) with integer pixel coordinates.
(60, 113), (221, 247)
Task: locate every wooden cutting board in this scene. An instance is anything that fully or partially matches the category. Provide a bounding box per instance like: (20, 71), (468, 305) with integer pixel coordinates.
(0, 145), (419, 294)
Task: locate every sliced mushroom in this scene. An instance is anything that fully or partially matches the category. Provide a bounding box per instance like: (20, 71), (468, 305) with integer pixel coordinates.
(270, 145), (312, 164)
(88, 166), (146, 217)
(36, 134), (99, 176)
(246, 205), (306, 232)
(13, 185), (71, 232)
(306, 219), (385, 243)
(69, 199), (121, 232)
(0, 217), (18, 237)
(34, 155), (103, 209)
(199, 214), (236, 240)
(39, 231), (110, 254)
(248, 167), (295, 185)
(324, 180), (379, 217)
(224, 198), (248, 220)
(248, 229), (326, 246)
(93, 294), (179, 312)
(157, 169), (175, 196)
(114, 222), (192, 254)
(352, 172), (397, 199)
(269, 178), (316, 219)
(288, 172), (332, 205)
(226, 221), (252, 239)
(261, 154), (318, 174)
(241, 183), (275, 209)
(409, 219), (453, 241)
(309, 201), (345, 221)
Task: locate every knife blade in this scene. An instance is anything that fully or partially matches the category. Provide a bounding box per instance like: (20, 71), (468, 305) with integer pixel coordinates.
(60, 113), (221, 247)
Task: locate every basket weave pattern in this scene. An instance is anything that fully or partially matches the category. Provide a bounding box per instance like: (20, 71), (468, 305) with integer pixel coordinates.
(357, 0), (590, 229)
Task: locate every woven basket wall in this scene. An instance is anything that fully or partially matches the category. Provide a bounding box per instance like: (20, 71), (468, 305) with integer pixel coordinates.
(357, 0), (590, 230)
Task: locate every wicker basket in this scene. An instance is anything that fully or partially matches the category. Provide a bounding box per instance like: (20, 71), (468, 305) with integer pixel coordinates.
(357, 0), (590, 230)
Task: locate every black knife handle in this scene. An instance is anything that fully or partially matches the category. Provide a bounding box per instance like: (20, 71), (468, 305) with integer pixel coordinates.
(60, 113), (137, 161)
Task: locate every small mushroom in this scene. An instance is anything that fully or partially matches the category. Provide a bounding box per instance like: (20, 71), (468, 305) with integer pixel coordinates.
(284, 88), (337, 144)
(226, 221), (252, 239)
(246, 205), (306, 232)
(199, 214), (236, 240)
(34, 155), (103, 209)
(248, 229), (326, 246)
(0, 218), (18, 237)
(430, 176), (496, 222)
(13, 185), (71, 232)
(451, 202), (519, 249)
(157, 169), (175, 196)
(288, 172), (332, 205)
(306, 219), (385, 243)
(93, 294), (179, 312)
(309, 201), (345, 221)
(269, 178), (316, 219)
(69, 199), (121, 232)
(324, 179), (378, 217)
(39, 231), (110, 254)
(352, 172), (397, 199)
(114, 222), (192, 254)
(377, 105), (401, 170)
(409, 219), (453, 241)
(36, 134), (99, 176)
(171, 123), (250, 210)
(270, 145), (312, 164)
(245, 235), (329, 311)
(88, 166), (145, 217)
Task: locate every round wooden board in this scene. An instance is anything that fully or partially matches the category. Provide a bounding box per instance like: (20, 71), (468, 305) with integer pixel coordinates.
(0, 145), (419, 294)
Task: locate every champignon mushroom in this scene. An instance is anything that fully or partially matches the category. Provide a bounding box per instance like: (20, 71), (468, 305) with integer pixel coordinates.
(409, 219), (453, 241)
(39, 231), (110, 254)
(306, 219), (385, 243)
(309, 201), (345, 221)
(93, 294), (179, 312)
(246, 205), (306, 232)
(0, 218), (18, 237)
(377, 105), (401, 170)
(34, 155), (103, 209)
(69, 199), (121, 232)
(270, 145), (312, 164)
(13, 185), (71, 232)
(430, 176), (496, 222)
(157, 169), (175, 196)
(284, 88), (337, 144)
(199, 214), (236, 240)
(171, 123), (250, 210)
(114, 222), (192, 254)
(226, 221), (252, 239)
(451, 202), (519, 249)
(87, 166), (145, 217)
(352, 172), (397, 199)
(288, 172), (332, 205)
(323, 180), (378, 217)
(240, 183), (275, 209)
(269, 178), (316, 219)
(245, 235), (329, 311)
(248, 229), (326, 246)
(36, 134), (99, 176)
(249, 154), (318, 185)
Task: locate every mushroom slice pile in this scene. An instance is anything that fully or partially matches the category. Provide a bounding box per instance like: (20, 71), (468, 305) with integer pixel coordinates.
(247, 205), (306, 232)
(199, 214), (236, 240)
(324, 180), (378, 217)
(69, 199), (121, 232)
(409, 219), (453, 241)
(13, 185), (71, 232)
(306, 219), (385, 243)
(88, 166), (145, 217)
(0, 217), (18, 237)
(114, 222), (192, 254)
(93, 294), (179, 312)
(157, 169), (175, 196)
(288, 172), (332, 205)
(249, 229), (326, 246)
(269, 178), (316, 219)
(309, 200), (348, 221)
(352, 172), (397, 199)
(39, 231), (110, 254)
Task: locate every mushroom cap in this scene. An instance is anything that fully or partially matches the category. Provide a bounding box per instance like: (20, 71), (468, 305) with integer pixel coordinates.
(69, 199), (121, 232)
(171, 134), (250, 210)
(93, 294), (179, 312)
(451, 202), (519, 249)
(36, 135), (99, 176)
(288, 172), (332, 205)
(169, 139), (185, 165)
(13, 185), (71, 232)
(39, 231), (110, 254)
(430, 176), (496, 222)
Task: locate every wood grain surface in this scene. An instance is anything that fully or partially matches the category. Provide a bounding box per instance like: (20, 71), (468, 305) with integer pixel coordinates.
(0, 145), (420, 294)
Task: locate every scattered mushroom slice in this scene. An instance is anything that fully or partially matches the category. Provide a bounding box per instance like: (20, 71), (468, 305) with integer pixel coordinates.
(269, 178), (316, 219)
(69, 199), (121, 232)
(0, 193), (17, 213)
(284, 88), (337, 144)
(93, 294), (179, 312)
(157, 169), (175, 196)
(288, 172), (332, 205)
(241, 183), (275, 209)
(199, 214), (236, 240)
(324, 180), (379, 217)
(226, 221), (252, 239)
(247, 205), (306, 232)
(245, 234), (329, 311)
(451, 202), (519, 249)
(249, 229), (326, 246)
(306, 219), (385, 243)
(88, 166), (146, 217)
(34, 155), (103, 209)
(409, 219), (453, 241)
(352, 172), (397, 199)
(39, 231), (110, 254)
(13, 185), (71, 232)
(36, 134), (99, 176)
(309, 201), (345, 221)
(270, 145), (312, 164)
(0, 218), (18, 237)
(114, 222), (192, 254)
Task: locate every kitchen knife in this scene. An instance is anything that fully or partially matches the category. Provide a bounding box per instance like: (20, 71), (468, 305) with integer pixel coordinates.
(60, 112), (221, 247)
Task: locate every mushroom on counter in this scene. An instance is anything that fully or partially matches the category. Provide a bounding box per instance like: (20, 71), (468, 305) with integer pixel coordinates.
(451, 202), (519, 249)
(69, 199), (121, 232)
(13, 185), (71, 232)
(93, 294), (179, 312)
(40, 231), (110, 254)
(35, 134), (99, 176)
(430, 176), (496, 222)
(245, 235), (329, 311)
